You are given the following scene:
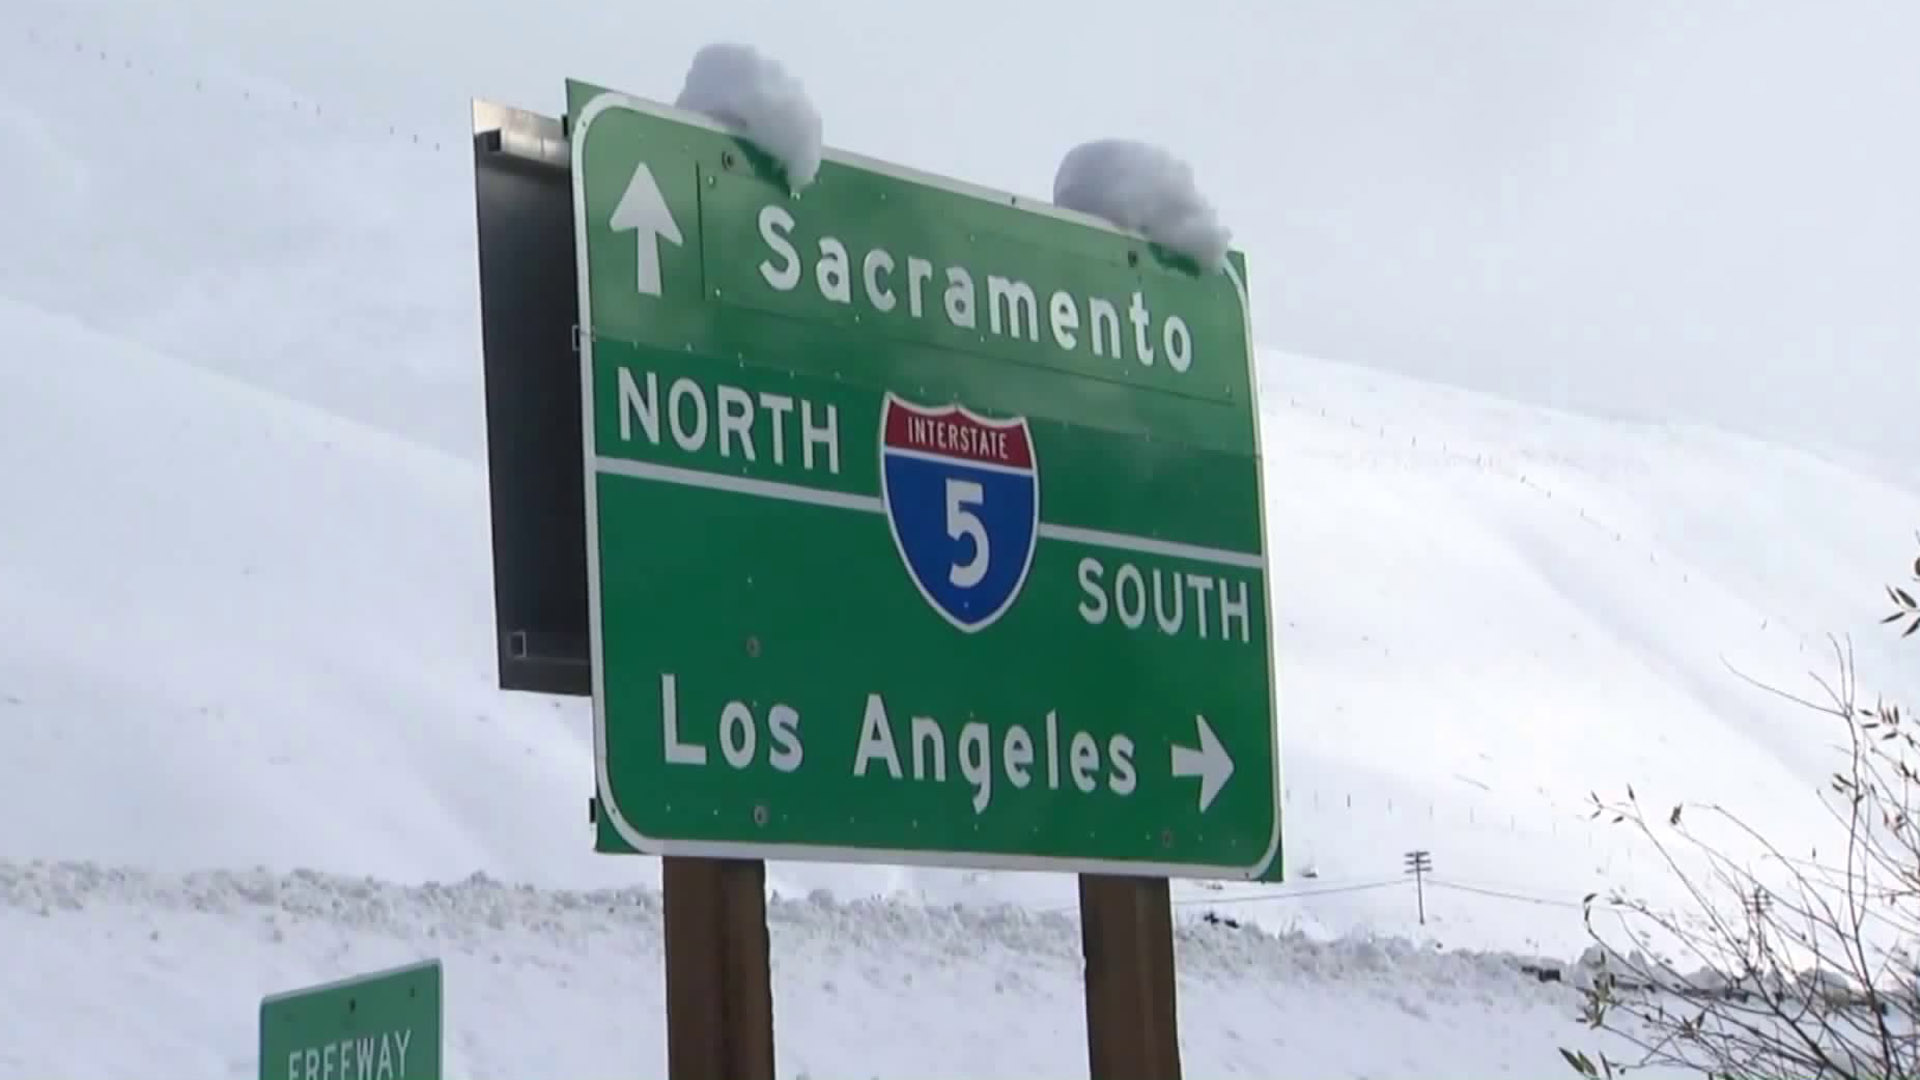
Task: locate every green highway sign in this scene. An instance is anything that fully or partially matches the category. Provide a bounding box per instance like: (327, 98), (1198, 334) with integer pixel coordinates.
(569, 78), (1283, 881)
(259, 960), (441, 1080)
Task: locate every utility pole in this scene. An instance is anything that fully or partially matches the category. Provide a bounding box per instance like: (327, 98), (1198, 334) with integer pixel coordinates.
(1745, 887), (1773, 968)
(1405, 849), (1433, 926)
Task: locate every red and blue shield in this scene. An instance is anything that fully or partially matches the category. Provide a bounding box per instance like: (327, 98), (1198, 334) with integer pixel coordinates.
(879, 392), (1040, 633)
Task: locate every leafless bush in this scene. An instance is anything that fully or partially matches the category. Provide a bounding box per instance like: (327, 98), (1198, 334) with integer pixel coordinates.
(1562, 544), (1920, 1080)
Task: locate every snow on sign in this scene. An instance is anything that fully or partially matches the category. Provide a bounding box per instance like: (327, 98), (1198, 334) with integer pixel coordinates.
(568, 78), (1283, 881)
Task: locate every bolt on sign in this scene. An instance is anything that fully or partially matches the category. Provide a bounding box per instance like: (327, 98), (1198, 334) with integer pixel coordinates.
(569, 78), (1284, 881)
(258, 960), (441, 1080)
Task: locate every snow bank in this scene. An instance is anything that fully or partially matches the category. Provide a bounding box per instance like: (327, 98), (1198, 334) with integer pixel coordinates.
(0, 859), (1643, 1080)
(1053, 138), (1232, 272)
(675, 43), (823, 192)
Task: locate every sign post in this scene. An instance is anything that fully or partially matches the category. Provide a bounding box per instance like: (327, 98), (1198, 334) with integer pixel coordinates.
(661, 856), (776, 1079)
(1081, 874), (1183, 1078)
(258, 960), (441, 1080)
(553, 76), (1282, 1079)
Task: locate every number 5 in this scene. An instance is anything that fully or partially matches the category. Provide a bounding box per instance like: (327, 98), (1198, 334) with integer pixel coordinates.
(946, 478), (989, 588)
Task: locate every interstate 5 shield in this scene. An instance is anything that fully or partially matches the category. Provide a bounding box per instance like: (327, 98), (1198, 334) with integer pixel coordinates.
(879, 393), (1040, 634)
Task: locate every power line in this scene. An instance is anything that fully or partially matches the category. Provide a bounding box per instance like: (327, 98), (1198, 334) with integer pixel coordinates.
(1177, 878), (1409, 907)
(1041, 878), (1408, 915)
(1426, 877), (1586, 910)
(1038, 871), (1626, 924)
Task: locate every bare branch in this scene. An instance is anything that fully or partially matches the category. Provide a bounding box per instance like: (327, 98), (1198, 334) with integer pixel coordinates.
(1561, 554), (1920, 1078)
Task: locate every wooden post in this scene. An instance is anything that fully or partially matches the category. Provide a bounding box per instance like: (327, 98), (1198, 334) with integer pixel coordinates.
(662, 856), (776, 1080)
(1078, 874), (1182, 1080)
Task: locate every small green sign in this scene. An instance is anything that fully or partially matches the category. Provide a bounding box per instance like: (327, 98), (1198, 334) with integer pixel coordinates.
(259, 960), (441, 1080)
(569, 77), (1283, 881)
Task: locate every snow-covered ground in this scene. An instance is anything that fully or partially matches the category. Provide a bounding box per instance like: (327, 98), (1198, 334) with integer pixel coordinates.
(1, 2), (1916, 1077)
(1, 859), (1642, 1079)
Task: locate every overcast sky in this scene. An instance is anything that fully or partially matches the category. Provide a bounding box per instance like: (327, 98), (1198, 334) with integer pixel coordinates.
(89, 0), (1920, 476)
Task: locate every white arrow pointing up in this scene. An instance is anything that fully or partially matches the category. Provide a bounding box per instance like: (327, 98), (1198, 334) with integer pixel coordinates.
(1170, 715), (1235, 814)
(610, 161), (682, 298)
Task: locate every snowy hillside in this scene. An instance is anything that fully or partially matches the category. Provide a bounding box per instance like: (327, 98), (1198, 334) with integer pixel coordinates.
(9, 281), (1913, 938)
(2, 2), (1918, 1077)
(6, 289), (1907, 1076)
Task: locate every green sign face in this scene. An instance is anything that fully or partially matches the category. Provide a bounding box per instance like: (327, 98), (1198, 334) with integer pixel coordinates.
(258, 961), (440, 1080)
(568, 78), (1282, 881)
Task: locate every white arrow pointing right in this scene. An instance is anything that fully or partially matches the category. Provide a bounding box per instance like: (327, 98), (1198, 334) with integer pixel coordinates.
(609, 161), (683, 298)
(1170, 715), (1235, 814)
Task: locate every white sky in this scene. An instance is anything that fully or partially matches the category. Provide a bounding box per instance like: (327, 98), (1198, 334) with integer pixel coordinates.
(66, 0), (1920, 475)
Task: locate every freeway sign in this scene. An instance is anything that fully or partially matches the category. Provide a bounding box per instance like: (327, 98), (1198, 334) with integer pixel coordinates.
(259, 960), (441, 1080)
(568, 78), (1282, 881)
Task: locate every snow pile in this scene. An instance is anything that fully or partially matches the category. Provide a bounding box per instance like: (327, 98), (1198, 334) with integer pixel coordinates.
(1053, 138), (1233, 272)
(675, 42), (823, 192)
